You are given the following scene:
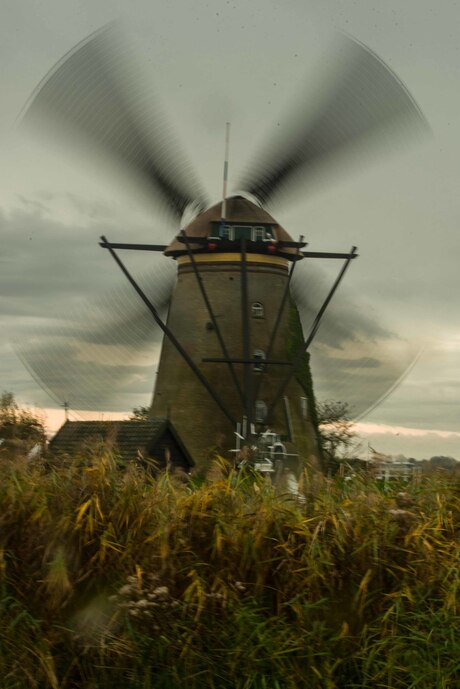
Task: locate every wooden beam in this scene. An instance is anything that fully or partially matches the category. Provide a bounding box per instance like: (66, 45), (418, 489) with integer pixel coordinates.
(99, 241), (168, 252)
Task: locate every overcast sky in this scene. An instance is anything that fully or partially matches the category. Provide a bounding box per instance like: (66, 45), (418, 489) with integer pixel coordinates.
(1, 0), (460, 459)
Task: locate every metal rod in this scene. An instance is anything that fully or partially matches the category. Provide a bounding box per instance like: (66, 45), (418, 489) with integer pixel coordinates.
(62, 400), (69, 422)
(99, 241), (167, 252)
(283, 396), (294, 442)
(302, 250), (359, 259)
(240, 236), (252, 432)
(265, 257), (298, 361)
(220, 122), (231, 237)
(181, 230), (244, 404)
(236, 422), (241, 452)
(176, 240), (358, 257)
(266, 246), (358, 420)
(100, 235), (237, 427)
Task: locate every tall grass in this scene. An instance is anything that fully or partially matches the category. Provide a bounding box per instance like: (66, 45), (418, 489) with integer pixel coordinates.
(1, 447), (459, 688)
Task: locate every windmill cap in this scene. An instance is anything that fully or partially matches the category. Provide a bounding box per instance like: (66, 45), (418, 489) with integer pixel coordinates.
(164, 195), (297, 257)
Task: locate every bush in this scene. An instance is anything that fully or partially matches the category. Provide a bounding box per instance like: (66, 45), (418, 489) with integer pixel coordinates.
(0, 391), (46, 456)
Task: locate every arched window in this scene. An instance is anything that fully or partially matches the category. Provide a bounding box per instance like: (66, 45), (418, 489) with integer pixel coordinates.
(251, 302), (264, 319)
(253, 349), (266, 373)
(300, 397), (308, 420)
(255, 400), (268, 423)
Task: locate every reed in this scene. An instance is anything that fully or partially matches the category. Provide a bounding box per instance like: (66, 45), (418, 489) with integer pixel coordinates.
(1, 448), (459, 688)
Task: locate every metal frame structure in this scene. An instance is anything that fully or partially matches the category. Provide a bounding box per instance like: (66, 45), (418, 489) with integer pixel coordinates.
(100, 233), (358, 444)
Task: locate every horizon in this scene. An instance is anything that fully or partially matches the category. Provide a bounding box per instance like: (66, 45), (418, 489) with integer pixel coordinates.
(18, 403), (459, 462)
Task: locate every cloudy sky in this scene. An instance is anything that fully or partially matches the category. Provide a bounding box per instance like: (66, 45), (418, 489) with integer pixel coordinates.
(1, 0), (460, 459)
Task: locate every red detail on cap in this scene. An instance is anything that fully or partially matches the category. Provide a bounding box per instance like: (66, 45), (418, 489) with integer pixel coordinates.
(267, 244), (277, 253)
(208, 242), (218, 250)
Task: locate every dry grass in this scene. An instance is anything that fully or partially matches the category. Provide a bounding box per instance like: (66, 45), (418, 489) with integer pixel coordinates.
(1, 447), (459, 688)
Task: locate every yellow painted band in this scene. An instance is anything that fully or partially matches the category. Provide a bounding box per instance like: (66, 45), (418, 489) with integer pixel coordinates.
(177, 253), (289, 268)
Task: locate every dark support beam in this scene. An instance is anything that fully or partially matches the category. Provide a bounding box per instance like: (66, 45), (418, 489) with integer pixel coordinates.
(100, 235), (237, 428)
(177, 236), (208, 245)
(181, 231), (244, 405)
(302, 250), (359, 259)
(266, 255), (298, 360)
(174, 238), (358, 260)
(253, 250), (299, 404)
(266, 246), (358, 421)
(176, 237), (308, 249)
(99, 241), (168, 252)
(203, 357), (293, 365)
(240, 237), (252, 432)
(284, 396), (294, 442)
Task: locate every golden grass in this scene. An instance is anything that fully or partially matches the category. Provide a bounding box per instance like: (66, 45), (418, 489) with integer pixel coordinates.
(0, 447), (459, 687)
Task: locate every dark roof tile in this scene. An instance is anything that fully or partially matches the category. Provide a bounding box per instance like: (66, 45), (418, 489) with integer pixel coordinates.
(49, 419), (169, 461)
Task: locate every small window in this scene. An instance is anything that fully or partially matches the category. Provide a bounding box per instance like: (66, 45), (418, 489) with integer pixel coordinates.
(252, 226), (265, 242)
(300, 397), (308, 420)
(253, 349), (266, 373)
(251, 302), (264, 319)
(255, 400), (268, 423)
(223, 225), (234, 240)
(234, 225), (252, 239)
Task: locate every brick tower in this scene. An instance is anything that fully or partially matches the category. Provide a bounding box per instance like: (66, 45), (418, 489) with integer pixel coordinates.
(150, 196), (322, 473)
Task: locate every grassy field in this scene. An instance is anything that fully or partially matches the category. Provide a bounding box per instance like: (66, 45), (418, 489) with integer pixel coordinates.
(1, 446), (459, 688)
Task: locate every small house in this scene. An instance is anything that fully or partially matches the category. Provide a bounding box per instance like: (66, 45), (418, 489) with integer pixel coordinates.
(49, 418), (193, 473)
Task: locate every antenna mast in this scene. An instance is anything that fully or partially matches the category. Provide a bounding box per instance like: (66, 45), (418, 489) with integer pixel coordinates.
(219, 122), (231, 236)
(61, 400), (69, 422)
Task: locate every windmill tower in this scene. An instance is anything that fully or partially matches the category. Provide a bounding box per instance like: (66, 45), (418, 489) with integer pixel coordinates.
(99, 190), (356, 472)
(151, 196), (322, 467)
(18, 27), (426, 475)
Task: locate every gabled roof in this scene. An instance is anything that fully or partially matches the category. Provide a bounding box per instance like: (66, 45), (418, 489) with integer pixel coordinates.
(49, 418), (193, 466)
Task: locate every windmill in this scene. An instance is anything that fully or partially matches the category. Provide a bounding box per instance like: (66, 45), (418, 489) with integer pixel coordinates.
(17, 27), (426, 473)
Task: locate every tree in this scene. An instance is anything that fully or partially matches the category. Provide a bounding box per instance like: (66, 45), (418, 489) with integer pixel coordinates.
(0, 392), (46, 452)
(130, 405), (150, 421)
(429, 456), (457, 470)
(316, 400), (358, 474)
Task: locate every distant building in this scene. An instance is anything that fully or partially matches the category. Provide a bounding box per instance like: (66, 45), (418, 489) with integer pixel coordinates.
(49, 419), (193, 474)
(369, 452), (420, 481)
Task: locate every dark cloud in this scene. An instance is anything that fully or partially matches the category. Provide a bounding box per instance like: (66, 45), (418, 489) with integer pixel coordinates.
(18, 337), (158, 412)
(1, 205), (114, 302)
(291, 261), (394, 349)
(0, 201), (175, 306)
(289, 260), (418, 417)
(1, 200), (176, 411)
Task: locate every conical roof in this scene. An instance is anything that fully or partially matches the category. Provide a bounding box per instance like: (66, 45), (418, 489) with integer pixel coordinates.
(164, 195), (296, 256)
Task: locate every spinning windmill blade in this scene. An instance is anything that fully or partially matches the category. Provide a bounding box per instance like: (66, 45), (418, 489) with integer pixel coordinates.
(235, 33), (427, 418)
(22, 24), (208, 223)
(16, 262), (175, 415)
(238, 34), (428, 206)
(291, 262), (420, 419)
(16, 26), (426, 438)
